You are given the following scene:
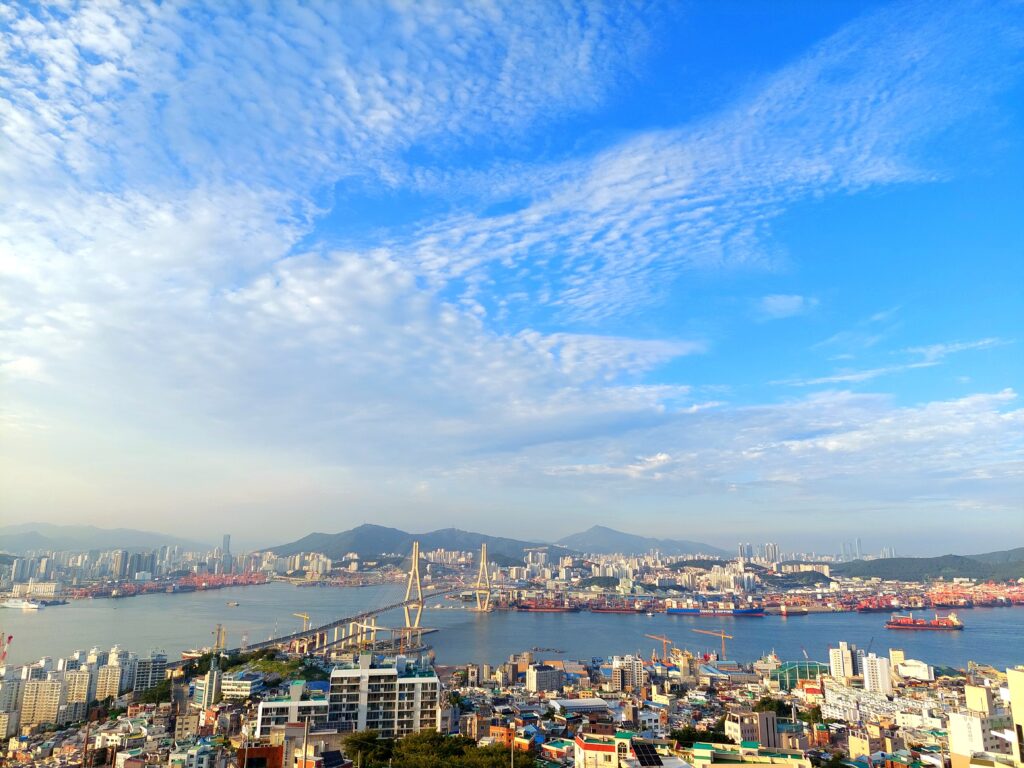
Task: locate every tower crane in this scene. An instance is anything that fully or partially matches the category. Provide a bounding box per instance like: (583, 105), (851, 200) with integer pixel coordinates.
(691, 628), (733, 659)
(644, 634), (674, 662)
(212, 624), (227, 652)
(293, 613), (312, 632)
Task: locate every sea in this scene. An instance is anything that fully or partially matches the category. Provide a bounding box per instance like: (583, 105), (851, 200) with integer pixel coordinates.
(3, 581), (1023, 670)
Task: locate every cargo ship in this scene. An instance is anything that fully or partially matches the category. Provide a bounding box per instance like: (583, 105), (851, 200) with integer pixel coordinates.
(665, 598), (764, 617)
(856, 597), (903, 613)
(885, 612), (964, 631)
(590, 602), (646, 614)
(514, 599), (580, 613)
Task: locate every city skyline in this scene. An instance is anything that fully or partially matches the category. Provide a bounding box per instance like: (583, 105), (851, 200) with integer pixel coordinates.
(2, 1), (1023, 554)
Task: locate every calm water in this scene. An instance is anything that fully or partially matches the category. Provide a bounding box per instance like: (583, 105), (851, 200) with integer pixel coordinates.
(3, 582), (1023, 670)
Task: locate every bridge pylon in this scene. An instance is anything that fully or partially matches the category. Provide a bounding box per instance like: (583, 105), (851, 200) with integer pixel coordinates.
(473, 543), (492, 612)
(403, 541), (423, 628)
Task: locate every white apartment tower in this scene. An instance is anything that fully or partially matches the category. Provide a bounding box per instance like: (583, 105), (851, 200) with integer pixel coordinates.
(862, 653), (893, 695)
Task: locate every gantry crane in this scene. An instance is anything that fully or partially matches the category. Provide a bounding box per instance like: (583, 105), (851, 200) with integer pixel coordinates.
(644, 633), (674, 662)
(691, 628), (733, 659)
(293, 613), (312, 632)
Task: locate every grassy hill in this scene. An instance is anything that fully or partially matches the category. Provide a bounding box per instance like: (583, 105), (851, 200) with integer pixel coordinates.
(835, 550), (1024, 581)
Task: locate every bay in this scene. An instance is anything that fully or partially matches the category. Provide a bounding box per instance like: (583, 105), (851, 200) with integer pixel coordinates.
(2, 582), (1022, 671)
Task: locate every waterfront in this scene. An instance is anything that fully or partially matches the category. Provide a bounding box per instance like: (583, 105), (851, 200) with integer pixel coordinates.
(3, 581), (1023, 669)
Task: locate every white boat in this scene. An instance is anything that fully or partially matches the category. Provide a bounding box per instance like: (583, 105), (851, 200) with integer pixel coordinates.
(2, 599), (42, 610)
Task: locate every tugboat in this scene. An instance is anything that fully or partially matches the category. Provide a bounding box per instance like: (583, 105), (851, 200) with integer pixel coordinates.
(885, 611), (964, 631)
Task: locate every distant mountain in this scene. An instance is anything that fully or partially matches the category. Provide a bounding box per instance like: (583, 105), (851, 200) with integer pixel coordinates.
(835, 548), (1024, 582)
(968, 546), (1024, 564)
(556, 525), (728, 556)
(269, 524), (575, 563)
(0, 523), (210, 554)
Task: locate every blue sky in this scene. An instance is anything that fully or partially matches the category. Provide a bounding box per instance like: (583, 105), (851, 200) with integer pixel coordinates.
(1, 1), (1022, 554)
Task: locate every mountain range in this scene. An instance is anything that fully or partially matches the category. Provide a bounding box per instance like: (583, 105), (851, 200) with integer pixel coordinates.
(269, 524), (577, 565)
(555, 525), (728, 556)
(0, 523), (209, 554)
(269, 523), (726, 561)
(834, 548), (1024, 581)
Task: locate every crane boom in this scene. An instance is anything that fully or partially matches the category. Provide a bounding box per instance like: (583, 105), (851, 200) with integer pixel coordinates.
(644, 633), (673, 660)
(691, 628), (733, 659)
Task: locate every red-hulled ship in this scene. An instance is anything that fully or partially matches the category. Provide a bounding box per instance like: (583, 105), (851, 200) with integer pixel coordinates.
(515, 598), (580, 613)
(885, 611), (964, 631)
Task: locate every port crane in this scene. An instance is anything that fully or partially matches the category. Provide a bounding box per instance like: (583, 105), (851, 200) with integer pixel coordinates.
(293, 613), (312, 632)
(691, 628), (733, 659)
(644, 633), (675, 662)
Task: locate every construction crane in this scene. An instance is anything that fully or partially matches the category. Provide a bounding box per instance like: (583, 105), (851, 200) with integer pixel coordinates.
(293, 613), (312, 632)
(691, 628), (733, 659)
(212, 624), (227, 652)
(645, 634), (674, 661)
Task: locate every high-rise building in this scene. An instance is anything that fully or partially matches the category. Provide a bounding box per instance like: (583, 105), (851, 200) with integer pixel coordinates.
(764, 542), (781, 563)
(20, 679), (65, 727)
(193, 667), (222, 709)
(111, 550), (129, 580)
(611, 655), (646, 692)
(862, 653), (892, 695)
(133, 651), (167, 693)
(828, 641), (862, 680)
(96, 665), (122, 701)
(64, 667), (95, 707)
(325, 654), (440, 738)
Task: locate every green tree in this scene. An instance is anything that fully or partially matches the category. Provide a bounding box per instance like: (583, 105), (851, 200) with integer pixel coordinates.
(753, 696), (790, 718)
(343, 730), (393, 767)
(671, 725), (730, 747)
(798, 705), (822, 724)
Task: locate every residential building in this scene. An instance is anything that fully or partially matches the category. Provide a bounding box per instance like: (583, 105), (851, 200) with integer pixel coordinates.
(133, 652), (167, 693)
(326, 654), (440, 738)
(863, 654), (893, 695)
(525, 664), (563, 693)
(829, 642), (862, 680)
(20, 679), (65, 727)
(848, 724), (905, 760)
(221, 672), (263, 700)
(725, 709), (780, 749)
(96, 664), (123, 701)
(611, 655), (646, 692)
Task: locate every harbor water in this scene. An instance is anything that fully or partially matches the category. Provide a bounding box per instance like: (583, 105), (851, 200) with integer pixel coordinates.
(2, 581), (1022, 670)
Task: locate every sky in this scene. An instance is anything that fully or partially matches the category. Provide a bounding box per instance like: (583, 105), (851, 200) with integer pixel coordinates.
(1, 0), (1022, 556)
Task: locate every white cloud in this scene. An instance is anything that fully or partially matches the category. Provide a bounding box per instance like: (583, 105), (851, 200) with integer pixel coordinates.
(781, 337), (1011, 386)
(757, 294), (818, 320)
(0, 0), (1021, 547)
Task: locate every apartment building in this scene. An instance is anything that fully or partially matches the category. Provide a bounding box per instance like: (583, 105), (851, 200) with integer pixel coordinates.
(96, 665), (123, 701)
(20, 679), (66, 727)
(133, 652), (167, 693)
(327, 654), (440, 738)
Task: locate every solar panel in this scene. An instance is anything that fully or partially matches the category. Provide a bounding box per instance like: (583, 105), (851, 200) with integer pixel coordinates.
(633, 742), (663, 767)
